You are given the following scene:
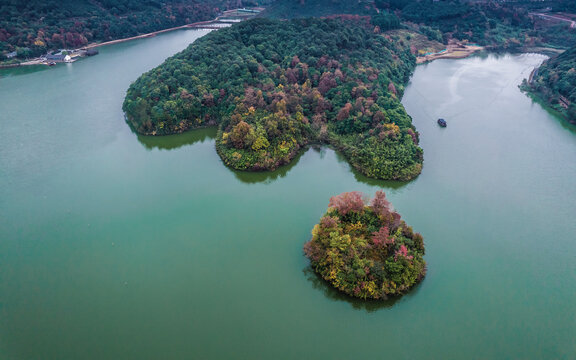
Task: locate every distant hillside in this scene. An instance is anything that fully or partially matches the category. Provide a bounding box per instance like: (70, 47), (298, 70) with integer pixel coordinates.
(0, 0), (245, 59)
(381, 0), (576, 13)
(396, 0), (576, 49)
(527, 46), (576, 124)
(261, 0), (376, 19)
(262, 0), (576, 50)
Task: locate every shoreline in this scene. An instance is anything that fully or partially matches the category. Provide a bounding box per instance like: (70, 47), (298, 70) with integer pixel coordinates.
(416, 45), (565, 66)
(0, 63), (21, 69)
(522, 87), (575, 126)
(4, 8), (259, 68)
(521, 55), (575, 127)
(416, 44), (484, 64)
(82, 19), (222, 50)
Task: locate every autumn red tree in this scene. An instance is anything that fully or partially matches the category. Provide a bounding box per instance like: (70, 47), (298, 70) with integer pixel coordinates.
(370, 190), (391, 218)
(329, 191), (365, 215)
(388, 82), (398, 96)
(372, 226), (394, 247)
(337, 103), (353, 121)
(318, 72), (337, 95)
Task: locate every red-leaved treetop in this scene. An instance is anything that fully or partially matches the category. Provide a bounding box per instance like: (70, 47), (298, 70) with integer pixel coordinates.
(334, 69), (344, 81)
(291, 55), (301, 67)
(395, 244), (413, 261)
(388, 82), (398, 96)
(320, 216), (340, 229)
(372, 226), (394, 247)
(318, 72), (337, 95)
(285, 68), (298, 84)
(329, 191), (365, 215)
(336, 103), (353, 121)
(370, 190), (391, 218)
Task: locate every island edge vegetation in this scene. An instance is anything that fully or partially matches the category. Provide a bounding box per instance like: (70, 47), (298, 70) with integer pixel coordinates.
(304, 191), (426, 300)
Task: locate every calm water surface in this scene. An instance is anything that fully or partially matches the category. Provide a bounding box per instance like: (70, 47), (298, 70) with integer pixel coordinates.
(1, 30), (575, 359)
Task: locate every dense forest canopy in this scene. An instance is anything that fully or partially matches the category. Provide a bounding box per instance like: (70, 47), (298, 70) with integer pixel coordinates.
(527, 46), (576, 124)
(375, 0), (576, 49)
(376, 0), (576, 12)
(0, 0), (254, 58)
(261, 0), (375, 18)
(304, 191), (426, 300)
(124, 18), (423, 180)
(3, 0), (576, 59)
(264, 0), (576, 49)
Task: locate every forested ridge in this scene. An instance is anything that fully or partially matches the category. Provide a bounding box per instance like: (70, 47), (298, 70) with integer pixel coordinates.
(124, 18), (423, 180)
(265, 0), (576, 50)
(0, 0), (235, 59)
(3, 0), (576, 60)
(396, 0), (576, 49)
(525, 46), (576, 124)
(262, 0), (375, 19)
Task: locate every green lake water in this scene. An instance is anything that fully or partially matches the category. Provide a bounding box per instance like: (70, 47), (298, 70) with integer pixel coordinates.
(1, 29), (575, 359)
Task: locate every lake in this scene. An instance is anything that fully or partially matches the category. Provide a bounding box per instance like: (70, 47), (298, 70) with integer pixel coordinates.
(1, 29), (575, 359)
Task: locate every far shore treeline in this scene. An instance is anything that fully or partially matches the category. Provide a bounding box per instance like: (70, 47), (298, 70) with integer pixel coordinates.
(0, 0), (265, 59)
(3, 0), (576, 61)
(123, 18), (423, 180)
(265, 0), (576, 50)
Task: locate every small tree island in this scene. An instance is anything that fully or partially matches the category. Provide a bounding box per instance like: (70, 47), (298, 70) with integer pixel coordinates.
(304, 191), (426, 300)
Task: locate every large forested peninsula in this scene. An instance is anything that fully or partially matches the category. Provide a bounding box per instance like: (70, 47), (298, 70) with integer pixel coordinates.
(525, 46), (576, 124)
(304, 191), (426, 300)
(123, 18), (423, 180)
